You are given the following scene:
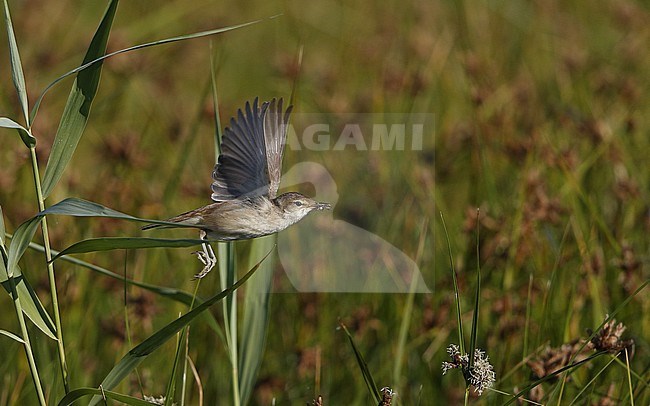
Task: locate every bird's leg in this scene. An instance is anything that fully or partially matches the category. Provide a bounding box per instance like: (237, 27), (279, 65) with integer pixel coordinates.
(192, 230), (217, 279)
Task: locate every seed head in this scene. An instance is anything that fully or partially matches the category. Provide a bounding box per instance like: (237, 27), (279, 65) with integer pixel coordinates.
(442, 344), (496, 395)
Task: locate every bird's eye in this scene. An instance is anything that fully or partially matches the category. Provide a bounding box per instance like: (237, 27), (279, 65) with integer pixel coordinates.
(294, 201), (303, 207)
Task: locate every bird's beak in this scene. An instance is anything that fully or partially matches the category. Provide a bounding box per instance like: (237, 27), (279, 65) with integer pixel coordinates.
(315, 202), (332, 211)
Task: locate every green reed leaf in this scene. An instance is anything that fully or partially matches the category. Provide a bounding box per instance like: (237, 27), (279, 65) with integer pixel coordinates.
(1, 224), (57, 340)
(41, 197), (198, 229)
(2, 0), (29, 125)
(0, 117), (35, 147)
(0, 329), (24, 343)
(50, 237), (208, 262)
(41, 0), (118, 198)
(340, 322), (381, 403)
(6, 216), (41, 278)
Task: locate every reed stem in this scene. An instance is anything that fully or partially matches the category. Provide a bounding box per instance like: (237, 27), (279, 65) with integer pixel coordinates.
(29, 145), (69, 393)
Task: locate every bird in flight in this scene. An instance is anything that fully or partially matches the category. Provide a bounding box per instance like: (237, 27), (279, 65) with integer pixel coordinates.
(143, 98), (330, 278)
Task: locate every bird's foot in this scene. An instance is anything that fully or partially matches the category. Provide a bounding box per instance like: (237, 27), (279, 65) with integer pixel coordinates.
(191, 242), (217, 280)
(193, 265), (214, 280)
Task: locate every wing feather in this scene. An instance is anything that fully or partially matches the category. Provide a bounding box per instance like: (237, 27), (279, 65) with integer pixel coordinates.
(210, 98), (292, 201)
(264, 98), (293, 199)
(211, 99), (269, 201)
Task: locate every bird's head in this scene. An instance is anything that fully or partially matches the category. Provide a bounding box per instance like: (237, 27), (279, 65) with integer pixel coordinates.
(274, 192), (331, 224)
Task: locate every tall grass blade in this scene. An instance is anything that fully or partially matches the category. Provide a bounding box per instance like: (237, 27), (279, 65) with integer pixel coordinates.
(88, 249), (272, 405)
(239, 235), (276, 405)
(164, 282), (200, 406)
(624, 349), (635, 406)
(468, 209), (481, 371)
(0, 116), (35, 147)
(179, 326), (192, 406)
(164, 328), (188, 406)
(339, 322), (380, 403)
(2, 0), (29, 125)
(439, 212), (465, 352)
(41, 0), (118, 198)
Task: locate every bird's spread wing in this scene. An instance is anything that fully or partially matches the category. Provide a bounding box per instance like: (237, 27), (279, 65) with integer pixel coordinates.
(264, 98), (293, 199)
(211, 99), (269, 201)
(211, 98), (292, 201)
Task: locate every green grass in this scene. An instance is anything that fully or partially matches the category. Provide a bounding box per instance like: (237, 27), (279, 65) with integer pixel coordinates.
(1, 0), (649, 404)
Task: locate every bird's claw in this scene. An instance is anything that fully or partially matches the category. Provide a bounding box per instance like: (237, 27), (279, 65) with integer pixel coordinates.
(193, 266), (214, 280)
(192, 242), (217, 280)
(192, 250), (209, 266)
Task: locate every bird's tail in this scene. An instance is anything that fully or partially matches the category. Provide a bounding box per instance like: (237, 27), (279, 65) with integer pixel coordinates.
(141, 208), (202, 231)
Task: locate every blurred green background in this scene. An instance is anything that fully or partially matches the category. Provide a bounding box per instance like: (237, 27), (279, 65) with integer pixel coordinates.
(1, 0), (649, 404)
